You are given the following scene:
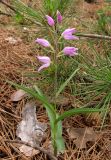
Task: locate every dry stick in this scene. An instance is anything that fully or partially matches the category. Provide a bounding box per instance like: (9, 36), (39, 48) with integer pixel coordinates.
(78, 33), (111, 40)
(5, 140), (57, 160)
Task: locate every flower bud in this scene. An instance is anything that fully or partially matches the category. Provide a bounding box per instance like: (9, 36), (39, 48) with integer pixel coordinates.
(57, 10), (62, 23)
(35, 38), (50, 47)
(46, 15), (55, 26)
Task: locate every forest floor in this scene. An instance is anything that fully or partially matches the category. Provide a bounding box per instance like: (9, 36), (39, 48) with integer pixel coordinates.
(0, 0), (111, 160)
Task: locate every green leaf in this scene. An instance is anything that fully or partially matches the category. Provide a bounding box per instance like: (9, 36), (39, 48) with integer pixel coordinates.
(56, 68), (79, 97)
(55, 108), (106, 124)
(34, 85), (43, 97)
(8, 81), (56, 129)
(33, 85), (56, 129)
(55, 114), (65, 153)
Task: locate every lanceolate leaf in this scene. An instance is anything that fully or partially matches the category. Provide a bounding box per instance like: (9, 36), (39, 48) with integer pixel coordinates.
(55, 114), (65, 153)
(55, 108), (106, 124)
(8, 81), (56, 128)
(33, 85), (56, 129)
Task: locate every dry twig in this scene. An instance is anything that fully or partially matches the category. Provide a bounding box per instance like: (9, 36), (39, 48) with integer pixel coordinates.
(78, 33), (111, 40)
(5, 140), (57, 160)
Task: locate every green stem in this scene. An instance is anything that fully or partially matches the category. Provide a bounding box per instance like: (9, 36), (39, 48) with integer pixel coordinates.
(53, 24), (58, 110)
(53, 123), (57, 156)
(53, 23), (59, 156)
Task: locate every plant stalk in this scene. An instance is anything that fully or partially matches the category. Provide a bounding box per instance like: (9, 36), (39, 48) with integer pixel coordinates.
(78, 33), (111, 40)
(53, 23), (59, 156)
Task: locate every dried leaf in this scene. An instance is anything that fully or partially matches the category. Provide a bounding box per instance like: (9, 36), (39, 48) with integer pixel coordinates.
(67, 127), (97, 149)
(19, 145), (39, 157)
(11, 89), (27, 101)
(16, 102), (47, 156)
(49, 95), (70, 106)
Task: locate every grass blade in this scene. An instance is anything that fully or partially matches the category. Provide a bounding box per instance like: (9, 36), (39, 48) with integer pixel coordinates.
(55, 108), (106, 124)
(56, 68), (79, 97)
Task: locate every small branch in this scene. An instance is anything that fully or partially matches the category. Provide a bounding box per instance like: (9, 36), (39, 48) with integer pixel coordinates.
(5, 140), (57, 160)
(78, 33), (111, 40)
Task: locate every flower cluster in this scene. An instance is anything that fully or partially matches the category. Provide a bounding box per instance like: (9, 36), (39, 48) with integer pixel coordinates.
(36, 11), (79, 72)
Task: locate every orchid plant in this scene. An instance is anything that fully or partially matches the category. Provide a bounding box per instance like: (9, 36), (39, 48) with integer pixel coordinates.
(10, 11), (105, 157)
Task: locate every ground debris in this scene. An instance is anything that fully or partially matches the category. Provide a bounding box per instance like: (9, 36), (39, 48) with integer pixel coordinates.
(5, 36), (22, 44)
(49, 95), (70, 106)
(16, 102), (47, 156)
(10, 89), (27, 101)
(85, 112), (102, 126)
(67, 127), (98, 149)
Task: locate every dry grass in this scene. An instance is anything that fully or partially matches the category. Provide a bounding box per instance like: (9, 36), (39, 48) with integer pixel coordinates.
(0, 0), (111, 159)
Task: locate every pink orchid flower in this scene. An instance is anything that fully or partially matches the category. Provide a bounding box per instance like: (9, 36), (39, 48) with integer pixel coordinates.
(57, 10), (62, 23)
(46, 15), (55, 26)
(63, 47), (78, 56)
(62, 28), (79, 40)
(37, 56), (51, 72)
(35, 38), (50, 47)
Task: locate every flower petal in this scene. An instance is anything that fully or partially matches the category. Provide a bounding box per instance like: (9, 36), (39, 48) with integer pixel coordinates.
(63, 35), (79, 40)
(37, 56), (50, 63)
(38, 63), (50, 72)
(46, 15), (55, 26)
(35, 38), (50, 47)
(63, 47), (78, 56)
(57, 10), (62, 23)
(37, 56), (51, 72)
(61, 28), (78, 40)
(62, 28), (76, 36)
